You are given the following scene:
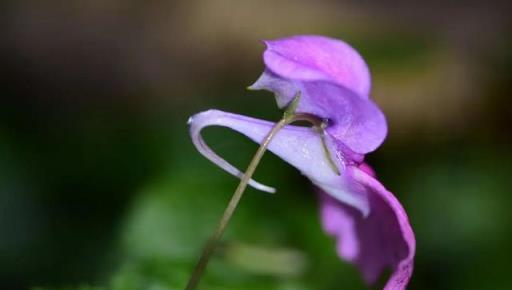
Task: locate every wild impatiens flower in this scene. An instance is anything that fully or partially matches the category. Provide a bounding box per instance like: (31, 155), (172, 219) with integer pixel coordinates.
(187, 35), (415, 290)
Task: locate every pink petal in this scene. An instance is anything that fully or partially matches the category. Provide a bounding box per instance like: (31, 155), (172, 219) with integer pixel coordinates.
(319, 166), (415, 289)
(249, 35), (386, 155)
(263, 35), (371, 98)
(249, 76), (387, 154)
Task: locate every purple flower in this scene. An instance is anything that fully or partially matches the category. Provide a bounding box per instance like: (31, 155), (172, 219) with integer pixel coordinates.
(188, 35), (415, 289)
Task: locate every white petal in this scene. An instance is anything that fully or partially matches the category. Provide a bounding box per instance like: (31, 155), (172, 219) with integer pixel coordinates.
(188, 109), (369, 215)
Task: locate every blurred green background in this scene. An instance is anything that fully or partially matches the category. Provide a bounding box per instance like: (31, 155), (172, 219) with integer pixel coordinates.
(1, 1), (511, 289)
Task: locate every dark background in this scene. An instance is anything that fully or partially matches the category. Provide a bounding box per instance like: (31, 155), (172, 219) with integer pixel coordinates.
(1, 1), (511, 289)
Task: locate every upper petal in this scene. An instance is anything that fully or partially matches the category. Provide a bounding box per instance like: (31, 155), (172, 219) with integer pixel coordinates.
(250, 35), (385, 155)
(263, 35), (371, 98)
(319, 165), (415, 289)
(188, 109), (370, 215)
(250, 75), (387, 154)
(300, 81), (387, 154)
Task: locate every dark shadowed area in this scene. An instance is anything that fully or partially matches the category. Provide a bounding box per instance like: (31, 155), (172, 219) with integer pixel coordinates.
(1, 1), (511, 290)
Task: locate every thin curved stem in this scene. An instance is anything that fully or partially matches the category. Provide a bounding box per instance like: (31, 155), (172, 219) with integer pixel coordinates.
(184, 113), (326, 290)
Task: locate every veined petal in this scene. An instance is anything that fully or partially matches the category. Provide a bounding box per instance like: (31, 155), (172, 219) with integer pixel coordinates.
(250, 76), (387, 154)
(262, 35), (371, 98)
(188, 109), (370, 215)
(320, 165), (415, 290)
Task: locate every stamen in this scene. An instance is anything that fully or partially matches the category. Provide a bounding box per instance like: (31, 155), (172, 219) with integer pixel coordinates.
(318, 122), (341, 176)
